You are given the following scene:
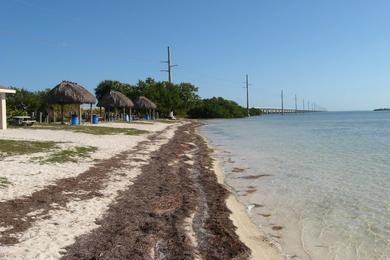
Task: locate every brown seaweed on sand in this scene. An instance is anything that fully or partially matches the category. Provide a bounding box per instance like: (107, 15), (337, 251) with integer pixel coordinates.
(60, 122), (250, 260)
(239, 174), (272, 179)
(272, 226), (283, 231)
(258, 213), (271, 217)
(232, 167), (246, 173)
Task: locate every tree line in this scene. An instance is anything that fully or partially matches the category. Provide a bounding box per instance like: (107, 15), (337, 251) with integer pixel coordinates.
(6, 78), (262, 119)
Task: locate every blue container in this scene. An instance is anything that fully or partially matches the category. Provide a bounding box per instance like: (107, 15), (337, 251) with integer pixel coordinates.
(92, 115), (99, 124)
(71, 115), (79, 125)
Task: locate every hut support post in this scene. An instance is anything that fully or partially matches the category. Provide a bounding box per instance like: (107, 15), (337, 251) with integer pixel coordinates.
(129, 108), (132, 122)
(149, 109), (151, 120)
(61, 104), (64, 125)
(90, 103), (93, 124)
(123, 108), (125, 122)
(108, 108), (110, 122)
(79, 104), (82, 125)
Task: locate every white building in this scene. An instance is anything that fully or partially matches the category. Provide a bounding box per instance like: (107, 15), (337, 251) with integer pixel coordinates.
(0, 86), (16, 130)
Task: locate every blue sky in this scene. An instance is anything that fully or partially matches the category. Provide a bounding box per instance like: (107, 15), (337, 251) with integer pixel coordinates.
(1, 0), (390, 111)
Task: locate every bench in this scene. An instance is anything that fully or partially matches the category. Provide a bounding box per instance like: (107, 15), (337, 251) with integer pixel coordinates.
(21, 120), (36, 126)
(12, 116), (36, 127)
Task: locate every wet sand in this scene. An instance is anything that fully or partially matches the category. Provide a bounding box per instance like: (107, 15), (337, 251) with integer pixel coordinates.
(203, 135), (280, 260)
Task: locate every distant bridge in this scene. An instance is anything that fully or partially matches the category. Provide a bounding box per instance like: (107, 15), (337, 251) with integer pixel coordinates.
(255, 107), (319, 114)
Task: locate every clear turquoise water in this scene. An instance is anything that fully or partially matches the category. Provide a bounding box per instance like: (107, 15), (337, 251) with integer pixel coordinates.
(201, 112), (390, 260)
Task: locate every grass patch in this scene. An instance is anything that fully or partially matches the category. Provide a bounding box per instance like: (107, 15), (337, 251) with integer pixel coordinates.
(30, 124), (147, 135)
(41, 146), (97, 164)
(131, 121), (154, 125)
(154, 119), (178, 124)
(127, 119), (177, 125)
(0, 139), (58, 157)
(0, 177), (12, 188)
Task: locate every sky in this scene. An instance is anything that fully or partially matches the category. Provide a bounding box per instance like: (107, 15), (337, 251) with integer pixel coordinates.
(1, 0), (390, 111)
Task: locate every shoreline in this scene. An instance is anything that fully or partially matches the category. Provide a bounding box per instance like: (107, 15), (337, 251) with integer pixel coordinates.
(2, 120), (280, 259)
(60, 121), (253, 259)
(199, 130), (281, 260)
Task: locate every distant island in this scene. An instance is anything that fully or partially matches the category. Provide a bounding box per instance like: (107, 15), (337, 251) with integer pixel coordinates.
(373, 108), (390, 111)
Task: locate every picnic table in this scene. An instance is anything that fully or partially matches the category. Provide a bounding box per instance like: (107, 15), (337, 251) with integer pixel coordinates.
(12, 116), (36, 126)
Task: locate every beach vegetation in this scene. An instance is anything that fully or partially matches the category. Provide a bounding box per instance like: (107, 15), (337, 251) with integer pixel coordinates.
(96, 78), (200, 117)
(6, 87), (50, 117)
(187, 97), (262, 118)
(41, 146), (97, 164)
(96, 78), (262, 119)
(0, 139), (59, 157)
(29, 124), (147, 135)
(154, 119), (178, 124)
(0, 177), (12, 188)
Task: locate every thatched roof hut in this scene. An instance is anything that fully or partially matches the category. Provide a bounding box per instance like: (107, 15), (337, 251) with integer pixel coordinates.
(135, 96), (157, 109)
(97, 90), (133, 108)
(46, 81), (96, 104)
(46, 81), (96, 124)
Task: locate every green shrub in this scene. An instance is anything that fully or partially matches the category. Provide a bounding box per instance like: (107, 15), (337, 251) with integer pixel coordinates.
(187, 97), (247, 118)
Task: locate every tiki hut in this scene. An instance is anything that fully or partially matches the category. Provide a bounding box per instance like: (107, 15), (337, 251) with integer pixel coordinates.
(97, 90), (134, 121)
(46, 81), (96, 124)
(135, 96), (157, 120)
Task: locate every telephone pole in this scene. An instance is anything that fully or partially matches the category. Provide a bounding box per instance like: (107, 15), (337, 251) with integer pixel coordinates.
(246, 74), (250, 117)
(295, 94), (298, 112)
(281, 90), (284, 115)
(161, 46), (178, 83)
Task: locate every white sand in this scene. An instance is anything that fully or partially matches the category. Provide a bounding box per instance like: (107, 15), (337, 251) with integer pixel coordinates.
(0, 123), (179, 259)
(0, 122), (171, 201)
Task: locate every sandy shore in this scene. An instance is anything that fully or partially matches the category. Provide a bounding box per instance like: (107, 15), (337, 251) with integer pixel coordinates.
(0, 122), (171, 201)
(204, 135), (281, 260)
(0, 122), (177, 259)
(1, 121), (280, 259)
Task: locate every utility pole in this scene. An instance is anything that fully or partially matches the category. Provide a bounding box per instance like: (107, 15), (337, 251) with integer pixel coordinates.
(281, 90), (284, 115)
(295, 94), (297, 112)
(161, 46), (178, 83)
(246, 74), (250, 117)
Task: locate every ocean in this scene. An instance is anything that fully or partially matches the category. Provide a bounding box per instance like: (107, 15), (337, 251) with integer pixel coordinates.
(201, 111), (390, 260)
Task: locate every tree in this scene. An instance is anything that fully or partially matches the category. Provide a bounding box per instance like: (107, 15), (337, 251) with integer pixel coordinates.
(95, 78), (200, 117)
(95, 80), (129, 100)
(95, 78), (254, 119)
(187, 97), (247, 118)
(6, 87), (50, 116)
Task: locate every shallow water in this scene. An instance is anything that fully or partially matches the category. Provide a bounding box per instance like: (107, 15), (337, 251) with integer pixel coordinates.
(201, 112), (390, 260)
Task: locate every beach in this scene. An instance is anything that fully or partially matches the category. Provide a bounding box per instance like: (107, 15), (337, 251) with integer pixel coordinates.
(0, 120), (279, 259)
